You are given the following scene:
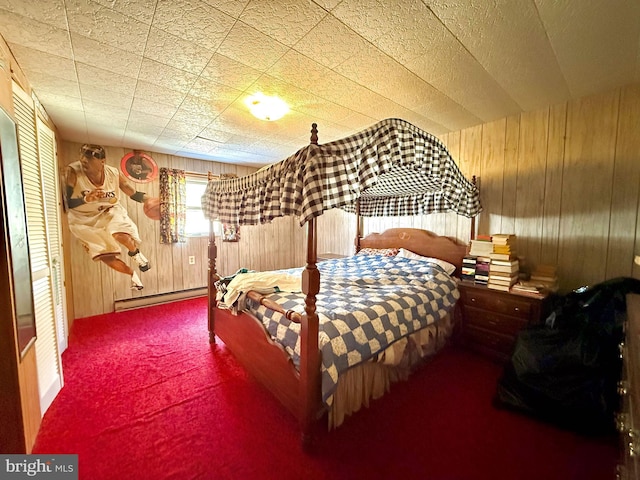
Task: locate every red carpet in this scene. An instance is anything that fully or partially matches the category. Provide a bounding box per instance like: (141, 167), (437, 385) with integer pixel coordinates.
(33, 297), (618, 479)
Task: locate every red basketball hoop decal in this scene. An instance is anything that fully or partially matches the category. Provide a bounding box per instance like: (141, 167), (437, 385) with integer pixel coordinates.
(121, 151), (158, 183)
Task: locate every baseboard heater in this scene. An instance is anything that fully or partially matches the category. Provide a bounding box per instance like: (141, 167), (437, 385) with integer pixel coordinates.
(114, 287), (208, 312)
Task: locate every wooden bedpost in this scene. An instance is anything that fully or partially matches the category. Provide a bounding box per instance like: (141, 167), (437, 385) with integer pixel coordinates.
(310, 122), (318, 145)
(299, 217), (321, 448)
(354, 198), (362, 253)
(207, 172), (220, 344)
(470, 175), (477, 241)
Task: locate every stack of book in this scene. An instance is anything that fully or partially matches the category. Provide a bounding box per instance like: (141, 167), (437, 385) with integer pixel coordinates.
(469, 236), (494, 257)
(511, 282), (546, 298)
(489, 233), (517, 261)
(487, 258), (519, 291)
(529, 264), (559, 292)
(474, 256), (490, 285)
(461, 255), (476, 282)
(512, 264), (559, 297)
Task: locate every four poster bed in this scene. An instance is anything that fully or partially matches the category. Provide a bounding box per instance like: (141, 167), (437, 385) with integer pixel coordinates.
(201, 118), (482, 445)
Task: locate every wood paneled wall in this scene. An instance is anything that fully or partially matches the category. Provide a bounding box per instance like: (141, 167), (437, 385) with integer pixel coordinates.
(64, 83), (640, 317)
(351, 83), (640, 293)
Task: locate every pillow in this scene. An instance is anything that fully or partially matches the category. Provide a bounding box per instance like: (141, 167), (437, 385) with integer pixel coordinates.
(397, 248), (456, 275)
(356, 247), (399, 257)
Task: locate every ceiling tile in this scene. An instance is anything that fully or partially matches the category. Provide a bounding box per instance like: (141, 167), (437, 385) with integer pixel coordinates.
(0, 0), (68, 29)
(82, 99), (130, 120)
(188, 77), (243, 107)
(79, 83), (133, 109)
(268, 50), (331, 95)
(313, 0), (342, 11)
(143, 26), (213, 75)
(65, 0), (149, 56)
(122, 131), (160, 149)
(126, 119), (167, 136)
(153, 0), (234, 51)
(1, 11), (72, 59)
(179, 94), (225, 118)
(76, 62), (137, 97)
(535, 0), (640, 98)
(138, 58), (199, 93)
(165, 110), (211, 133)
(92, 0), (157, 24)
(85, 113), (128, 129)
(200, 0), (251, 18)
(199, 53), (263, 91)
(216, 21), (289, 71)
(331, 0), (414, 43)
(156, 127), (194, 143)
(134, 80), (188, 108)
(85, 122), (126, 141)
(70, 32), (143, 78)
(293, 14), (370, 69)
(130, 96), (179, 119)
(8, 44), (76, 82)
(240, 0), (326, 46)
(194, 126), (234, 144)
(36, 92), (84, 112)
(429, 0), (570, 112)
(21, 69), (81, 98)
(128, 109), (172, 128)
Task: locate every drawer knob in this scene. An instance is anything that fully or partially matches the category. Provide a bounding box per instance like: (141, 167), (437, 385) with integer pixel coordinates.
(618, 381), (629, 396)
(627, 430), (638, 458)
(616, 412), (629, 432)
(513, 307), (519, 312)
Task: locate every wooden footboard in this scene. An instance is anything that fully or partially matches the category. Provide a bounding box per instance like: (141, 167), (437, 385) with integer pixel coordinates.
(208, 218), (323, 446)
(212, 306), (303, 417)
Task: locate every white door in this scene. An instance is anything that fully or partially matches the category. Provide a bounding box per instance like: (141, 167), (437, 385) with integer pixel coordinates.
(13, 84), (64, 415)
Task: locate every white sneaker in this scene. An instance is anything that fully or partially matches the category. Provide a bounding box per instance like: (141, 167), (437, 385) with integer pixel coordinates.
(131, 271), (144, 290)
(129, 249), (150, 272)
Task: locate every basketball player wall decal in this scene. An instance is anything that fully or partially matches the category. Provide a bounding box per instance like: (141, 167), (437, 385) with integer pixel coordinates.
(64, 144), (160, 290)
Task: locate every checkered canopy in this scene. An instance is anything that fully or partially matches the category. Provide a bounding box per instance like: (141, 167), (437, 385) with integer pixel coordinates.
(202, 118), (482, 226)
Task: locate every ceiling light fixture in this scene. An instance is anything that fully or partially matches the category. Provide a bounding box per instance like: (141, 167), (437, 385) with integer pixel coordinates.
(245, 93), (289, 121)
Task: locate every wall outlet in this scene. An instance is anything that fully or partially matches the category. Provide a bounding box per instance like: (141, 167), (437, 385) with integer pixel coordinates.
(188, 256), (195, 265)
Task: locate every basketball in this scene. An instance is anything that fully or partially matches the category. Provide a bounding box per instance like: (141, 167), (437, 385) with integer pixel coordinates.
(143, 197), (161, 220)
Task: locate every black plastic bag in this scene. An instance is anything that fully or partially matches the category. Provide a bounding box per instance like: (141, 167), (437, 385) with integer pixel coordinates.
(494, 277), (640, 435)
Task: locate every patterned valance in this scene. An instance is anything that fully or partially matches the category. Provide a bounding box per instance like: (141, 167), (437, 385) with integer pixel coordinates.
(202, 118), (482, 226)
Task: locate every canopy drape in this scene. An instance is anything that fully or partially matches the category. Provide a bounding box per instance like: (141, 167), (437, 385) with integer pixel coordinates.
(202, 118), (482, 226)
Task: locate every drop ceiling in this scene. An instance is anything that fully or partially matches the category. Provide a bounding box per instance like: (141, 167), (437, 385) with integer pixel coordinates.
(1, 0), (639, 167)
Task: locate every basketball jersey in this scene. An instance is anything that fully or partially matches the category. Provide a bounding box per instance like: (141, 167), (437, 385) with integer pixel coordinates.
(68, 161), (121, 219)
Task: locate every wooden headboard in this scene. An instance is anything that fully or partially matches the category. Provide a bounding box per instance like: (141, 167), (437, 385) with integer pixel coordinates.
(359, 228), (469, 276)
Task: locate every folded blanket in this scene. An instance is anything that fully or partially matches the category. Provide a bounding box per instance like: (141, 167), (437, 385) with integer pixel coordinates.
(220, 271), (302, 308)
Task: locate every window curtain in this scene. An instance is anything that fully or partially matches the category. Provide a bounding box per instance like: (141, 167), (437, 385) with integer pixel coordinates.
(159, 168), (186, 243)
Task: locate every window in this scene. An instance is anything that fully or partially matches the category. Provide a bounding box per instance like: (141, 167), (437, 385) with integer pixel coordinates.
(185, 176), (220, 237)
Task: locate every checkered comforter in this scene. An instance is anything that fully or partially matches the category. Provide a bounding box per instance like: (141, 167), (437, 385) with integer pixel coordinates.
(202, 118), (481, 226)
(243, 254), (460, 406)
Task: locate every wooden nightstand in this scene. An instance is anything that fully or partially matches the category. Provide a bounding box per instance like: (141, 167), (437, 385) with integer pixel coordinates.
(457, 281), (551, 362)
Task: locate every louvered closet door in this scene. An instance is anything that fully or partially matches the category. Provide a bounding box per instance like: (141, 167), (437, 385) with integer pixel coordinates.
(37, 116), (67, 353)
(13, 84), (63, 415)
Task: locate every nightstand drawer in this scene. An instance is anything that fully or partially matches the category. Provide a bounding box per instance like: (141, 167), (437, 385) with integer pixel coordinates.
(457, 282), (550, 362)
(460, 288), (532, 319)
(464, 306), (528, 336)
(464, 325), (515, 357)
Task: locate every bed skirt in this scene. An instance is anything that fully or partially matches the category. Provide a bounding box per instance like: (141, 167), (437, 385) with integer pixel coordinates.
(328, 313), (454, 429)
